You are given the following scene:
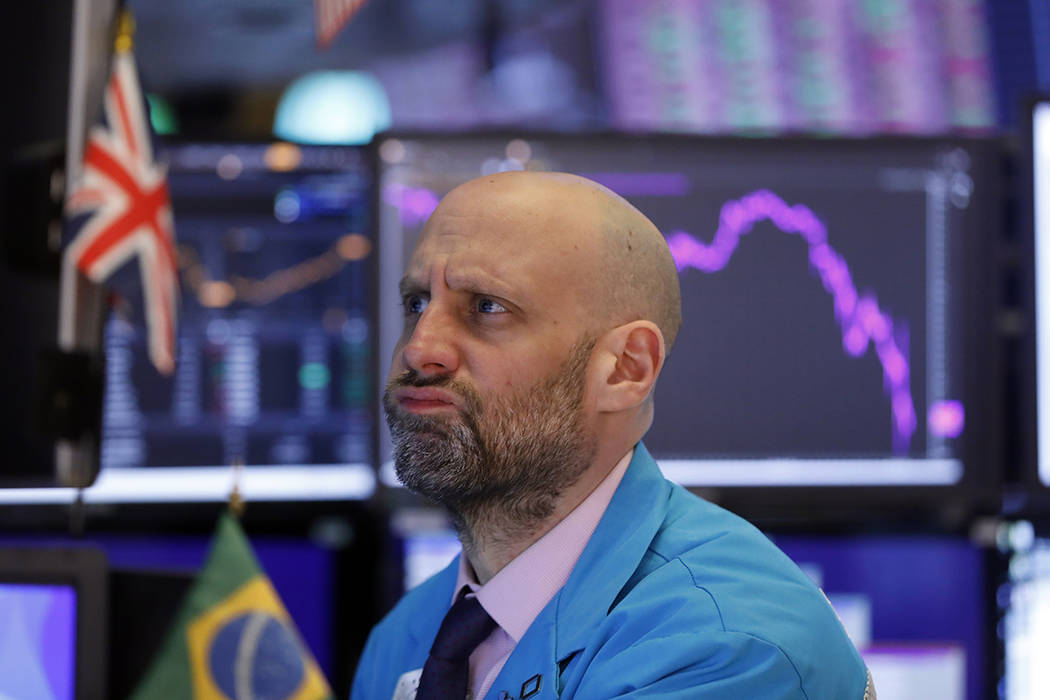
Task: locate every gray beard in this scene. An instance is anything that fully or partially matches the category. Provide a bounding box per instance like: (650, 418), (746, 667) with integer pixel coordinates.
(383, 339), (597, 541)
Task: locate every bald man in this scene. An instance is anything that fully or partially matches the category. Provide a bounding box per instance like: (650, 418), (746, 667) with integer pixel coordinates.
(353, 173), (872, 700)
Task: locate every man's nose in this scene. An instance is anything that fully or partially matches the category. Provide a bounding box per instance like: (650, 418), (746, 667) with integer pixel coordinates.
(400, 306), (460, 377)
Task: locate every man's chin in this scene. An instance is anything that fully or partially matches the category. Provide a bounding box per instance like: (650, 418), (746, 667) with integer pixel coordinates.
(392, 456), (470, 504)
(390, 422), (456, 448)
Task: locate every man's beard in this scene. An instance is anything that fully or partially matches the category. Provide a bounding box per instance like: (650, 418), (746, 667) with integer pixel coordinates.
(383, 339), (597, 535)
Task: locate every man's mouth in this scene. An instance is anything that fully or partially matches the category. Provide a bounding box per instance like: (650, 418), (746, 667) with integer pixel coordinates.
(391, 386), (462, 414)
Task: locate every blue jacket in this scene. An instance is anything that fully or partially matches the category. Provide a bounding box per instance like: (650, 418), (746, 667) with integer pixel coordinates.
(352, 444), (869, 699)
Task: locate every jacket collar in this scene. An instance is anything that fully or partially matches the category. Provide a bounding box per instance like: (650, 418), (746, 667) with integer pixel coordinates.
(553, 443), (669, 654)
(487, 443), (670, 697)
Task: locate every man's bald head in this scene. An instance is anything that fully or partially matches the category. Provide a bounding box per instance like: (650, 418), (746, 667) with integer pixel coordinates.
(436, 171), (682, 352)
(588, 179), (682, 352)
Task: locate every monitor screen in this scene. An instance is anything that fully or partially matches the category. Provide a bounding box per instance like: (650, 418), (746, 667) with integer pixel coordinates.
(0, 546), (107, 699)
(861, 645), (966, 700)
(0, 582), (76, 700)
(374, 134), (1003, 509)
(0, 142), (377, 504)
(398, 526), (461, 593)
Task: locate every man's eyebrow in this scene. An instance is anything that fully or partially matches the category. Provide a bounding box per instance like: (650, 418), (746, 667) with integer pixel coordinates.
(398, 270), (520, 302)
(398, 277), (426, 296)
(445, 270), (514, 299)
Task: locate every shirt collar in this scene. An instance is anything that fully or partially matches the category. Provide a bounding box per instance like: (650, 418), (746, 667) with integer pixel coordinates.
(454, 448), (634, 642)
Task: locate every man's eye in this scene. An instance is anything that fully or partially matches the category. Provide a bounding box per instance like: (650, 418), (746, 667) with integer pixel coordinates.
(476, 298), (507, 314)
(402, 294), (429, 314)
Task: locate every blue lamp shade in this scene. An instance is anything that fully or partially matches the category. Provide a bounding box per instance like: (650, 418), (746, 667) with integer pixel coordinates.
(274, 71), (392, 145)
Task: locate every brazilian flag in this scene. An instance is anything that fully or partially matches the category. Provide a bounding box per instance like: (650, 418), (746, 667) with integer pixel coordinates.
(129, 513), (333, 700)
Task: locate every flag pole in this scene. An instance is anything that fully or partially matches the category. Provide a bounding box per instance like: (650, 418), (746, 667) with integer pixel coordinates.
(58, 0), (95, 354)
(60, 4), (128, 353)
(228, 458), (245, 519)
(57, 0), (120, 494)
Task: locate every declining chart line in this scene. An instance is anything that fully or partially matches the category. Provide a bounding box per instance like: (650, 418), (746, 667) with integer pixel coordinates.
(665, 189), (917, 452)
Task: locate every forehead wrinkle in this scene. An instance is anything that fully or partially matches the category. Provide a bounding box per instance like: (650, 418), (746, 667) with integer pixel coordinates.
(403, 245), (521, 305)
(443, 264), (516, 299)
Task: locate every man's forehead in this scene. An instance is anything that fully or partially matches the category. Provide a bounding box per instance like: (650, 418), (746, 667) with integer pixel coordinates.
(406, 234), (583, 313)
(403, 174), (614, 303)
(433, 181), (603, 247)
(402, 248), (513, 291)
(403, 231), (530, 297)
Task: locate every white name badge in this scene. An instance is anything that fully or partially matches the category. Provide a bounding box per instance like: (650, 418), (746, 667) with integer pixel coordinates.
(392, 669), (422, 700)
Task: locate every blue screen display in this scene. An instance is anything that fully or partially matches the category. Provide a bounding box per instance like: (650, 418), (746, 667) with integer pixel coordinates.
(0, 583), (76, 700)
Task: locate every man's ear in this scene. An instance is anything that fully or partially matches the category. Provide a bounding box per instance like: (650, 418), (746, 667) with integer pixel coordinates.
(593, 321), (665, 413)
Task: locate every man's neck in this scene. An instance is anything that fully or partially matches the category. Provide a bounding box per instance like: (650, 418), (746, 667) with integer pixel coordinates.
(455, 443), (630, 584)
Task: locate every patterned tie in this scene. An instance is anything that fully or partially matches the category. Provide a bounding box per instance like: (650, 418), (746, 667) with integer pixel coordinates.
(416, 587), (498, 700)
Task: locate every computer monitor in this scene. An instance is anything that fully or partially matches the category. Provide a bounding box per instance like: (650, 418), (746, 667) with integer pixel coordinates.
(373, 133), (1005, 517)
(0, 545), (108, 699)
(1019, 95), (1050, 508)
(0, 142), (378, 506)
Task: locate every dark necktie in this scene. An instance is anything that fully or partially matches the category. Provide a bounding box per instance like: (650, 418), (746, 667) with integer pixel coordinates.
(416, 587), (498, 700)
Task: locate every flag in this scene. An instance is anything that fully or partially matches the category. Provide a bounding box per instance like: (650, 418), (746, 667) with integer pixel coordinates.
(64, 22), (178, 375)
(314, 0), (368, 48)
(129, 513), (333, 700)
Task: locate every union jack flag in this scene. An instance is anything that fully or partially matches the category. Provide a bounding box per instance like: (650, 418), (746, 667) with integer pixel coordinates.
(314, 0), (368, 48)
(64, 48), (178, 374)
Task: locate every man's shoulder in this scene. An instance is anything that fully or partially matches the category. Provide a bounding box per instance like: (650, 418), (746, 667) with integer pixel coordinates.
(622, 485), (833, 624)
(597, 483), (867, 697)
(647, 483), (813, 594)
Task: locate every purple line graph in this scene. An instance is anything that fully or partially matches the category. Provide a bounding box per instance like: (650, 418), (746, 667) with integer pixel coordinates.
(665, 189), (918, 452)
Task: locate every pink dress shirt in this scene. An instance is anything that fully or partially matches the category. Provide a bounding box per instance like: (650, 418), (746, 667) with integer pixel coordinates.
(452, 449), (633, 700)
